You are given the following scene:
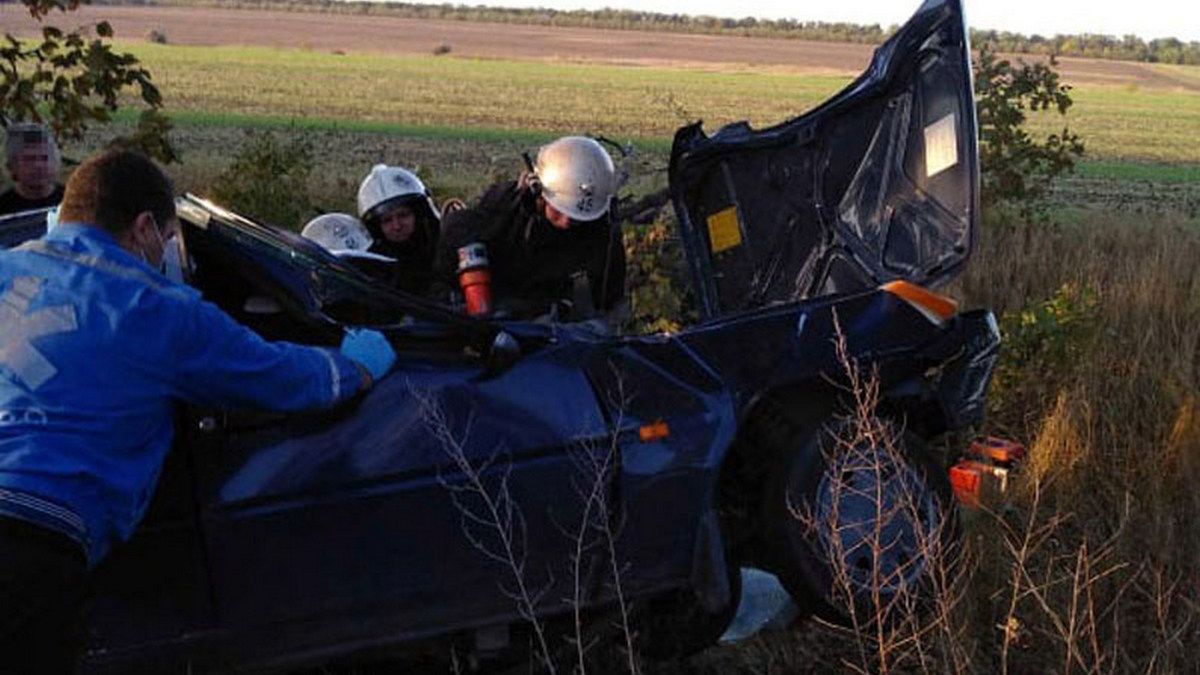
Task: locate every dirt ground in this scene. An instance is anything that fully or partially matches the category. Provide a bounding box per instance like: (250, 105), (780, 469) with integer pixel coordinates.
(2, 4), (1197, 91)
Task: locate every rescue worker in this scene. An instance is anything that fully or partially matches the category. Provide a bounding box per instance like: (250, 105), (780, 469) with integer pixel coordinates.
(0, 122), (65, 215)
(434, 136), (626, 324)
(357, 164), (441, 295)
(302, 212), (375, 256)
(302, 211), (399, 283)
(0, 149), (397, 672)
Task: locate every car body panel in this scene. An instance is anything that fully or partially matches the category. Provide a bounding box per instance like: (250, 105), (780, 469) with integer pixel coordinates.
(0, 207), (51, 249)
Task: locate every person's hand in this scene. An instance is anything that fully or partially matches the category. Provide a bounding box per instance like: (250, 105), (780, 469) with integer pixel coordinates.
(518, 170), (542, 196)
(440, 197), (467, 217)
(340, 328), (396, 383)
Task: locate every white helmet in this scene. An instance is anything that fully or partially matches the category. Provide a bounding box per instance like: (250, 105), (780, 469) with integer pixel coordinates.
(534, 136), (617, 222)
(301, 213), (373, 255)
(356, 164), (440, 226)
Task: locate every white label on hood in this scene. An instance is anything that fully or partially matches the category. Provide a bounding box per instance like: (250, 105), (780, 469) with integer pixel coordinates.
(924, 113), (958, 178)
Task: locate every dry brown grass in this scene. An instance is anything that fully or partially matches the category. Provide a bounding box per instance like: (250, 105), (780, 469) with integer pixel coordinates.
(964, 212), (1200, 674)
(692, 211), (1200, 673)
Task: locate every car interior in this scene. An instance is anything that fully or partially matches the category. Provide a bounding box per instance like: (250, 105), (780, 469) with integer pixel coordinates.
(173, 197), (496, 364)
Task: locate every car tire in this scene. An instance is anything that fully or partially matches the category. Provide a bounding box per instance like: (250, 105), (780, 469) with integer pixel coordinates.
(762, 417), (958, 627)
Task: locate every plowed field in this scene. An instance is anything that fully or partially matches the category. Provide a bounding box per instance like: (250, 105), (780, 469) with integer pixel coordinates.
(2, 4), (1198, 92)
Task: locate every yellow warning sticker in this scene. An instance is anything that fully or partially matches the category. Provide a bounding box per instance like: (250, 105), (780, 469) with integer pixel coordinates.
(706, 206), (742, 254)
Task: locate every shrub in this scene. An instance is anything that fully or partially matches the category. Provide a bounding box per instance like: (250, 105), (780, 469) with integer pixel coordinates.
(974, 43), (1085, 217)
(106, 109), (179, 165)
(989, 282), (1100, 426)
(146, 28), (168, 44)
(212, 129), (315, 230)
(432, 43), (452, 56)
(710, 214), (1200, 675)
(622, 209), (697, 334)
(2, 1), (172, 162)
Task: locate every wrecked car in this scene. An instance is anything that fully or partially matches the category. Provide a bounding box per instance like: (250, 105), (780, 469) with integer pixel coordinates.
(0, 0), (996, 670)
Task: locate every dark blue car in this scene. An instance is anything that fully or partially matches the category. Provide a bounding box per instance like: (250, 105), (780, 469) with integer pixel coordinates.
(0, 0), (997, 670)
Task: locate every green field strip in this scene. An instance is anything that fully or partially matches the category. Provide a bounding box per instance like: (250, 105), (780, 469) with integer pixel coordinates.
(132, 108), (1200, 192)
(110, 108), (677, 152)
(1149, 63), (1200, 89)
(1073, 160), (1200, 183)
(104, 41), (1200, 164)
(119, 42), (854, 137)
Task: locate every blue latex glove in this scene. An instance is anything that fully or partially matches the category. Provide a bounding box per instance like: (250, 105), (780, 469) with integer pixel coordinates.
(339, 328), (396, 381)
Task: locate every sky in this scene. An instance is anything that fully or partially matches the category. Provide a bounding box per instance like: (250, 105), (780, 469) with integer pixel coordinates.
(438, 0), (1200, 43)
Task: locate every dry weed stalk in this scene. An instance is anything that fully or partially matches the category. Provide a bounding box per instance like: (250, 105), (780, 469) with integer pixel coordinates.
(958, 214), (1200, 674)
(414, 388), (558, 673)
(788, 315), (971, 675)
(562, 369), (638, 675)
(416, 380), (640, 675)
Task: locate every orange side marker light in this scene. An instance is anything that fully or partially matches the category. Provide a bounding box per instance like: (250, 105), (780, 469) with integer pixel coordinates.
(639, 420), (670, 442)
(971, 436), (1026, 465)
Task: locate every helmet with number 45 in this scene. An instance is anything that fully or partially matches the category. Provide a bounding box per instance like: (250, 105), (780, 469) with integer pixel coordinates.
(533, 136), (617, 222)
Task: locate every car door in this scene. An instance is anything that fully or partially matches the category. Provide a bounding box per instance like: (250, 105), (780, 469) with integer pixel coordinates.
(172, 200), (618, 661)
(188, 332), (615, 658)
(84, 438), (215, 666)
(668, 0), (978, 319)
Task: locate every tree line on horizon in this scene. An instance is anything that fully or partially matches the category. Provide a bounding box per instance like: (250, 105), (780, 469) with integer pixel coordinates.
(95, 0), (1200, 66)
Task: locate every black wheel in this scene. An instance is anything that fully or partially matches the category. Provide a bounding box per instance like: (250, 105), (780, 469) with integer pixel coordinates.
(762, 418), (958, 626)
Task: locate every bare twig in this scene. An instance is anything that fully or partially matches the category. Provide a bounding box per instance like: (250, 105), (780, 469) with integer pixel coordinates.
(415, 388), (558, 673)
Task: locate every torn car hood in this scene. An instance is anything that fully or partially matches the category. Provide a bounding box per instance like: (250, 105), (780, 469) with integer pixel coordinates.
(669, 0), (978, 319)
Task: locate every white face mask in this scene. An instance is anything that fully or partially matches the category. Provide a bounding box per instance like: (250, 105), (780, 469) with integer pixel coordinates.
(137, 216), (172, 274)
(45, 206), (59, 233)
(159, 233), (184, 281)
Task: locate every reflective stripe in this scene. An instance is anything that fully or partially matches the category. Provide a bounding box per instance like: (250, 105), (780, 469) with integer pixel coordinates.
(318, 348), (342, 402)
(0, 488), (88, 544)
(0, 276), (79, 391)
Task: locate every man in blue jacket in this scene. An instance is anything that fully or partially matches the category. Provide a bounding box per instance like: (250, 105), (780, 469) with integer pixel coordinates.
(0, 149), (397, 673)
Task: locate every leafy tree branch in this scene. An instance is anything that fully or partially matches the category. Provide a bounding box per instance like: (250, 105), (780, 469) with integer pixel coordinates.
(2, 0), (176, 162)
(974, 42), (1084, 216)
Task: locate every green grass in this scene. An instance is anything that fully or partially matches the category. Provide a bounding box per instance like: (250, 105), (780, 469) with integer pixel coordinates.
(111, 107), (675, 153)
(114, 42), (1200, 164)
(126, 42), (850, 141)
(80, 40), (1200, 218)
(1072, 159), (1200, 183)
(1151, 63), (1200, 88)
(1022, 86), (1200, 163)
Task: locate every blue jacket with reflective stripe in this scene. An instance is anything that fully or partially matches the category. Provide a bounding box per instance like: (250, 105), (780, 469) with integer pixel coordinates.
(0, 223), (364, 565)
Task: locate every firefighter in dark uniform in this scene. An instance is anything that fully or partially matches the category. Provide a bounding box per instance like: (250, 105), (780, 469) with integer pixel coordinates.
(356, 164), (441, 296)
(434, 136), (626, 326)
